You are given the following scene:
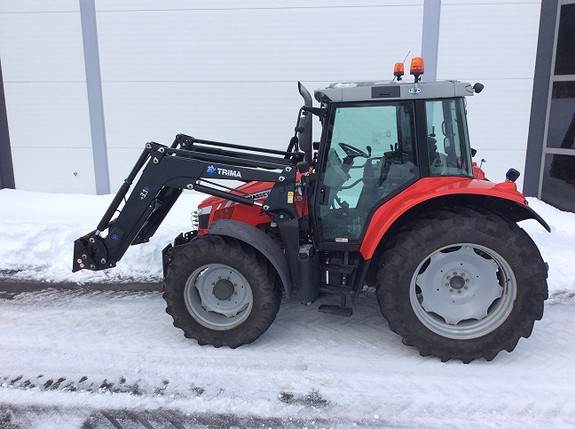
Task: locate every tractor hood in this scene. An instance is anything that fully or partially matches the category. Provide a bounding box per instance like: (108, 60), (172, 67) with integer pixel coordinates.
(196, 180), (274, 232)
(198, 181), (273, 210)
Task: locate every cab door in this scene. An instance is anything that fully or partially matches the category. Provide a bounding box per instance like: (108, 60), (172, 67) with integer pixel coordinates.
(314, 101), (419, 246)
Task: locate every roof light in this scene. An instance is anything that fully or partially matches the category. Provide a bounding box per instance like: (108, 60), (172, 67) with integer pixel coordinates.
(393, 62), (404, 81)
(410, 56), (424, 82)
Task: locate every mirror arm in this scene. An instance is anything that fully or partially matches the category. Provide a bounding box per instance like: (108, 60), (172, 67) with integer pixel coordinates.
(302, 106), (327, 118)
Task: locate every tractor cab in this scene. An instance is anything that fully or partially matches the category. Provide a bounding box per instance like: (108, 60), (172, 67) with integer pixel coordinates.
(283, 59), (485, 251)
(310, 79), (477, 244)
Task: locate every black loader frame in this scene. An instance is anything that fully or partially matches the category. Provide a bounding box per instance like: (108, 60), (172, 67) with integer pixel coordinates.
(73, 134), (302, 279)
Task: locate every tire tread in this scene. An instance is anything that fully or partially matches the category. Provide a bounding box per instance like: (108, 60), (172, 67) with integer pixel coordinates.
(375, 206), (548, 363)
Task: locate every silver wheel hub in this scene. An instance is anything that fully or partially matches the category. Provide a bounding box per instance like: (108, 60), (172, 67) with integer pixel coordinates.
(184, 264), (253, 330)
(410, 244), (516, 340)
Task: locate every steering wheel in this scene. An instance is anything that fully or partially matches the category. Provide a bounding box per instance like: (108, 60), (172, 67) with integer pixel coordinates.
(339, 142), (371, 159)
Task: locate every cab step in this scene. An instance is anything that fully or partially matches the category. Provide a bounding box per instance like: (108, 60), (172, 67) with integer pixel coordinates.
(318, 304), (353, 317)
(322, 263), (355, 275)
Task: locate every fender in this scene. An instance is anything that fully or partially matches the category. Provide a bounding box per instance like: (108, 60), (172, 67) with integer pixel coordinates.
(208, 219), (292, 297)
(360, 176), (551, 260)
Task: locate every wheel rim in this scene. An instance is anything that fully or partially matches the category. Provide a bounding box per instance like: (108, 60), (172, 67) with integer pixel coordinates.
(184, 263), (253, 331)
(409, 243), (517, 340)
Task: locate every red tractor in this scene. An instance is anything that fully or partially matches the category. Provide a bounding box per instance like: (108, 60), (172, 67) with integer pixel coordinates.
(73, 58), (549, 362)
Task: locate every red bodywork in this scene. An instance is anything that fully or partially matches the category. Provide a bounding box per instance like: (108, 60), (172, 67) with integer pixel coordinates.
(198, 170), (528, 260)
(358, 176), (525, 259)
(198, 181), (274, 235)
(197, 175), (308, 236)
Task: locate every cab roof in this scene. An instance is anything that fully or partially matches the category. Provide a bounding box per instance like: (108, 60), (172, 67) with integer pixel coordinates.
(314, 80), (476, 103)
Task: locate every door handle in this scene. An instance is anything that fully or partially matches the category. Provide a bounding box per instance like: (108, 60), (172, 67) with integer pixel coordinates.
(319, 186), (329, 205)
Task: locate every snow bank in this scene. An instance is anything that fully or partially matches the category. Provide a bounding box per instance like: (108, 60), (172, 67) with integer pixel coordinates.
(0, 190), (573, 299)
(520, 198), (575, 301)
(0, 189), (204, 284)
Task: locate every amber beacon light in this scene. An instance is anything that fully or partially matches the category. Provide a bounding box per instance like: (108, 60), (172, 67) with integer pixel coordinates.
(410, 56), (424, 82)
(393, 62), (405, 81)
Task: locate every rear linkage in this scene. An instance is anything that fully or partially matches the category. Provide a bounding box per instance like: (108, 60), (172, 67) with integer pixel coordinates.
(73, 133), (300, 273)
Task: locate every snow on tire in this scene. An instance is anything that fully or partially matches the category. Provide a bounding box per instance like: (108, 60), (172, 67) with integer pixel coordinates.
(376, 207), (548, 363)
(163, 235), (281, 348)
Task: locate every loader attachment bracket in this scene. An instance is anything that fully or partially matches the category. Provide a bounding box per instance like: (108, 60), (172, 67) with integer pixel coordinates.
(73, 233), (110, 272)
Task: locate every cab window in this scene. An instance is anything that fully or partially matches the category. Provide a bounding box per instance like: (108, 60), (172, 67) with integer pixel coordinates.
(425, 98), (472, 176)
(319, 102), (417, 242)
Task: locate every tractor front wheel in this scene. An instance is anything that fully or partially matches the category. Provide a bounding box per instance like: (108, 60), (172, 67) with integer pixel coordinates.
(376, 208), (548, 362)
(163, 235), (281, 348)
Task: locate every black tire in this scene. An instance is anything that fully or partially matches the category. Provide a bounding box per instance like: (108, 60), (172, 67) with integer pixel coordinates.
(163, 235), (281, 348)
(376, 207), (548, 363)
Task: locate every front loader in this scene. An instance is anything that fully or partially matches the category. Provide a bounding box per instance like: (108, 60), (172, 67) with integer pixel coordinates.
(74, 58), (550, 362)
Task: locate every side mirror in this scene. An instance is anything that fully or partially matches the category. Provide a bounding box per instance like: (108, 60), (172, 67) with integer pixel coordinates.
(471, 148), (477, 157)
(297, 82), (313, 163)
(473, 82), (485, 94)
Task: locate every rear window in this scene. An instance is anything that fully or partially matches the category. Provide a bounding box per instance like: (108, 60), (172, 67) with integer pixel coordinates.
(425, 99), (472, 176)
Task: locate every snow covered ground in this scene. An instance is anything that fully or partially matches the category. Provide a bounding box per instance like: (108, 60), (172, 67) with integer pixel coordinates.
(0, 189), (573, 300)
(0, 290), (574, 428)
(1, 189), (575, 427)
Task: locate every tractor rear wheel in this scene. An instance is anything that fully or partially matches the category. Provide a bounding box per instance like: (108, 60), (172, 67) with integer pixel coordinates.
(376, 207), (548, 362)
(163, 235), (281, 348)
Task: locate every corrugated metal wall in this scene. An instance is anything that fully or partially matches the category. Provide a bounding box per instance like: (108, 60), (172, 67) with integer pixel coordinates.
(0, 0), (541, 193)
(0, 0), (96, 193)
(437, 0), (541, 186)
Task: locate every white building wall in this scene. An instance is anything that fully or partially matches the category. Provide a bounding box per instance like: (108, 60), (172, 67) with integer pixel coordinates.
(0, 0), (95, 193)
(0, 0), (544, 194)
(437, 0), (541, 189)
(94, 0), (424, 189)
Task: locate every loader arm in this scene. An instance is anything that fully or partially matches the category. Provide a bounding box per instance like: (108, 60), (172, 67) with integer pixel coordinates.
(73, 134), (299, 273)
